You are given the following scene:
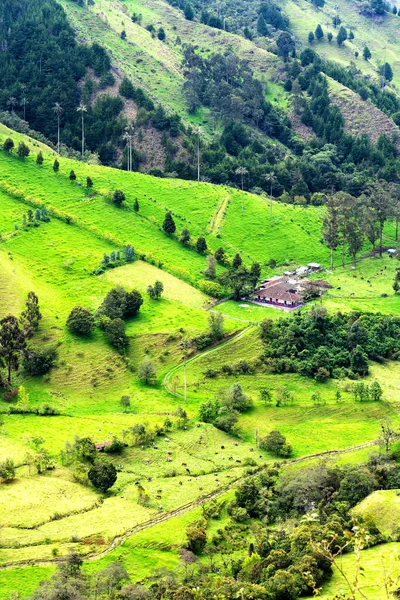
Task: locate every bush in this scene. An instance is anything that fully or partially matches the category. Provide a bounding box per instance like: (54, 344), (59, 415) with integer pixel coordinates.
(3, 138), (14, 152)
(112, 189), (126, 206)
(192, 333), (214, 350)
(199, 280), (224, 297)
(23, 347), (57, 376)
(104, 437), (124, 454)
(67, 306), (95, 336)
(0, 458), (16, 483)
(231, 506), (249, 522)
(259, 430), (292, 457)
(315, 367), (330, 382)
(88, 460), (117, 492)
(17, 141), (30, 159)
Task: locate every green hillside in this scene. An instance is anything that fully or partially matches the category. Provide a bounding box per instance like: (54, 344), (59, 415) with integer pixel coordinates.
(1, 0), (400, 597)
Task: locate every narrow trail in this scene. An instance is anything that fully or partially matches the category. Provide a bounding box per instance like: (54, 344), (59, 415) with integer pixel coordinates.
(0, 438), (380, 571)
(207, 193), (230, 236)
(163, 326), (255, 399)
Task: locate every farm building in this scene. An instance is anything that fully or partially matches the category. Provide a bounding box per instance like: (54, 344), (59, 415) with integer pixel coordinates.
(253, 276), (331, 308)
(253, 276), (305, 307)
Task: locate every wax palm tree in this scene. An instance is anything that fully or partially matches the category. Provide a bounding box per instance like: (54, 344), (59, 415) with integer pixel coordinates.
(235, 166), (248, 215)
(7, 97), (17, 114)
(265, 173), (275, 218)
(123, 123), (134, 172)
(77, 102), (87, 159)
(195, 126), (201, 183)
(20, 97), (28, 121)
(52, 103), (63, 155)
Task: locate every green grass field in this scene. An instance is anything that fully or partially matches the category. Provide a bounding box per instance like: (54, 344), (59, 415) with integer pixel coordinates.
(319, 542), (400, 599)
(353, 490), (400, 539)
(0, 123), (399, 598)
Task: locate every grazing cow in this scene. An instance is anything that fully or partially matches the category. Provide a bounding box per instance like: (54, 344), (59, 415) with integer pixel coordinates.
(221, 446), (225, 449)
(186, 468), (191, 474)
(179, 481), (183, 486)
(182, 462), (187, 466)
(157, 489), (162, 493)
(199, 487), (203, 491)
(155, 495), (162, 500)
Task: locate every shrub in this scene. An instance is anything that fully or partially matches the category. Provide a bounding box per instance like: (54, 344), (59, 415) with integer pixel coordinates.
(0, 458), (16, 483)
(231, 506), (249, 522)
(17, 142), (30, 159)
(103, 437), (124, 454)
(3, 138), (14, 152)
(199, 280), (224, 298)
(186, 524), (207, 554)
(67, 306), (95, 336)
(112, 189), (126, 206)
(88, 460), (117, 492)
(315, 367), (330, 382)
(259, 430), (292, 457)
(23, 347), (57, 376)
(196, 236), (207, 254)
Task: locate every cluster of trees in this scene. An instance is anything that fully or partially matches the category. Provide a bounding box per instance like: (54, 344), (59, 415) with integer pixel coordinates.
(322, 185), (399, 268)
(167, 0), (288, 40)
(199, 382), (253, 433)
(67, 286), (143, 351)
(0, 292), (47, 387)
(260, 307), (400, 381)
(61, 436), (117, 492)
(308, 24), (356, 47)
(182, 46), (293, 149)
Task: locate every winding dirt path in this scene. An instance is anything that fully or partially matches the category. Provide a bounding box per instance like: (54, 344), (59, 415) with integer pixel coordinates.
(163, 326), (255, 399)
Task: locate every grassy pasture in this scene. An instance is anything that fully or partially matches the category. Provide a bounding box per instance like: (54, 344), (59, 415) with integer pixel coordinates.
(0, 124), (400, 596)
(319, 542), (400, 599)
(316, 255), (400, 315)
(281, 0), (400, 87)
(353, 490), (400, 539)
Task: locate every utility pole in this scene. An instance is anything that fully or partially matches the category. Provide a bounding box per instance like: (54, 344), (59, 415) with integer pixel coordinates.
(196, 126), (201, 183)
(181, 339), (191, 403)
(77, 103), (87, 160)
(265, 173), (274, 218)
